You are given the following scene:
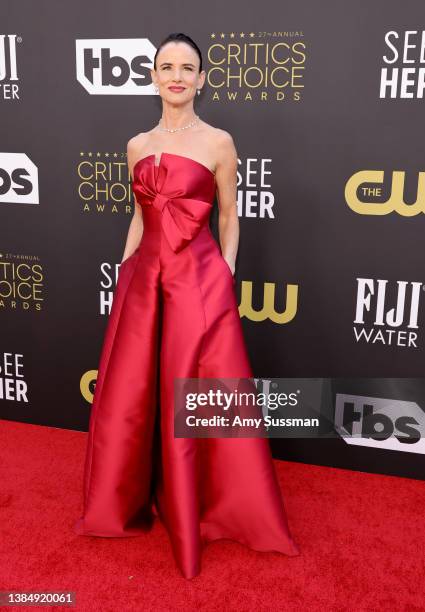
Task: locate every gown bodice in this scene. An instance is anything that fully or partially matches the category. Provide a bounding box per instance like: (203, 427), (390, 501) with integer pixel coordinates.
(131, 153), (217, 254)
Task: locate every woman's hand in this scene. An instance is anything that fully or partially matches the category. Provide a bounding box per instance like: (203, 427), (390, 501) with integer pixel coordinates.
(120, 251), (132, 264)
(224, 259), (235, 276)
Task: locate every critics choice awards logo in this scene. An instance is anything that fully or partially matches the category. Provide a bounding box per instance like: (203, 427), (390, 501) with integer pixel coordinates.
(0, 253), (44, 311)
(206, 30), (306, 102)
(77, 152), (133, 214)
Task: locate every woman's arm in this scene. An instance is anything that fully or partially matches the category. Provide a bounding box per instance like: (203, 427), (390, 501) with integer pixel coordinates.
(122, 139), (144, 263)
(215, 132), (240, 276)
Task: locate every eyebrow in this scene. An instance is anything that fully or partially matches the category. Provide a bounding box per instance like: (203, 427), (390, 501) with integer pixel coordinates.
(159, 62), (196, 67)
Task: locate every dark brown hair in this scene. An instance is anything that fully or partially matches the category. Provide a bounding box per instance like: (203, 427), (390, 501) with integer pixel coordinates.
(153, 32), (203, 73)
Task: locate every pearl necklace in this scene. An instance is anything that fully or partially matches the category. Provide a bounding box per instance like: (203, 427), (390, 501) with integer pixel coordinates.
(158, 114), (199, 133)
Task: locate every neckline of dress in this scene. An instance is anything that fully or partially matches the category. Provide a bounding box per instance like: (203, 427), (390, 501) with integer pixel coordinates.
(133, 152), (216, 181)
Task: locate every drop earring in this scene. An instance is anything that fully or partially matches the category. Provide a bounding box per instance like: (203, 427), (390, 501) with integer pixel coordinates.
(197, 89), (201, 96)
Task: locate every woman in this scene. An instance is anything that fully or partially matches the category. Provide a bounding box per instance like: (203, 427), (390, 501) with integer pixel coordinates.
(74, 32), (300, 579)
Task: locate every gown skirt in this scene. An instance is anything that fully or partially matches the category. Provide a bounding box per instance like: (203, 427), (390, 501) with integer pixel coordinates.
(73, 152), (300, 578)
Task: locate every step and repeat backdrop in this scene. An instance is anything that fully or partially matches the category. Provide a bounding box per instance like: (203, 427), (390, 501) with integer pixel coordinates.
(2, 1), (425, 480)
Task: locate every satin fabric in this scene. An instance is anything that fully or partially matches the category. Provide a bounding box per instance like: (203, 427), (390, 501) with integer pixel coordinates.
(74, 152), (300, 578)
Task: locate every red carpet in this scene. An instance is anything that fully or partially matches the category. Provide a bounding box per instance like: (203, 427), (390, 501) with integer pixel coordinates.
(1, 418), (424, 611)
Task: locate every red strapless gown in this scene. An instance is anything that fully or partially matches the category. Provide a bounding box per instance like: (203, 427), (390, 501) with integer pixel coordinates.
(73, 152), (300, 578)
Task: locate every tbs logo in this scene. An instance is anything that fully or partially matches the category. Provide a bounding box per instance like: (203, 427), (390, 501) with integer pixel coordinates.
(0, 153), (39, 204)
(335, 393), (425, 454)
(76, 38), (157, 95)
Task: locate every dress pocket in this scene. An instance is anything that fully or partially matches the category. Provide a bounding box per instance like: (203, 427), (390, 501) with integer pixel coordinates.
(219, 254), (235, 284)
(120, 247), (139, 269)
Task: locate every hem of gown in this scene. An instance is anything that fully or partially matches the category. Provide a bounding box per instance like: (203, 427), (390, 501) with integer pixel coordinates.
(73, 515), (155, 538)
(180, 533), (300, 580)
(74, 518), (299, 555)
(74, 517), (300, 583)
(74, 507), (300, 550)
(199, 526), (301, 558)
(73, 499), (160, 537)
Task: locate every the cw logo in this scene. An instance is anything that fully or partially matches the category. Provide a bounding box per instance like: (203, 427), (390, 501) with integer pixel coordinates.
(345, 170), (425, 216)
(80, 370), (97, 403)
(238, 281), (298, 323)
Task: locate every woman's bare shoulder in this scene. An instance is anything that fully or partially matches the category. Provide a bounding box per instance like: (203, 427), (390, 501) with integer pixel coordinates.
(211, 128), (237, 166)
(199, 124), (237, 171)
(127, 130), (154, 154)
(200, 121), (235, 145)
(126, 131), (155, 179)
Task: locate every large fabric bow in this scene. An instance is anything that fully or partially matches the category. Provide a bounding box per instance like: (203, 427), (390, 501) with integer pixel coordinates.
(132, 161), (213, 254)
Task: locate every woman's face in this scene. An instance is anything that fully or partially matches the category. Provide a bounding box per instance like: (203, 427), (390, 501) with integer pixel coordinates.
(152, 42), (205, 103)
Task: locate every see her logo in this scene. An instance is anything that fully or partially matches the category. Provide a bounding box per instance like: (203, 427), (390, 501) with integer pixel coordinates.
(0, 352), (28, 402)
